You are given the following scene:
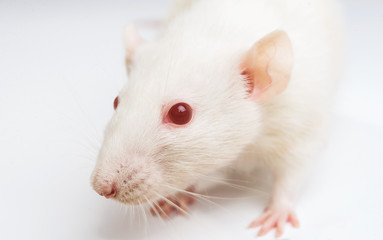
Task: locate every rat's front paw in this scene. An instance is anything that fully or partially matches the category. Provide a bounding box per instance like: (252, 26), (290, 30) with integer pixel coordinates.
(249, 205), (299, 237)
(150, 189), (195, 217)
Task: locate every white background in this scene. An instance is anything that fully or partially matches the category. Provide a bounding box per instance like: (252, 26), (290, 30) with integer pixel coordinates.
(0, 0), (382, 239)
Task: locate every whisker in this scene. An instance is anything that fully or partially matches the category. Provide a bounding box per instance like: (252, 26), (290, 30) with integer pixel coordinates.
(162, 184), (236, 214)
(144, 196), (159, 216)
(197, 174), (269, 196)
(129, 205), (133, 226)
(153, 192), (190, 217)
(164, 184), (255, 201)
(138, 200), (148, 240)
(145, 196), (178, 240)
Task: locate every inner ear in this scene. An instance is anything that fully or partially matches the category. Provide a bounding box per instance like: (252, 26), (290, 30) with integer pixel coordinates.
(124, 24), (144, 59)
(124, 24), (144, 73)
(241, 30), (293, 101)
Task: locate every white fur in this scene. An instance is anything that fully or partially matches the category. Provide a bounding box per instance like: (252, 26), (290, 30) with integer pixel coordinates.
(91, 0), (343, 212)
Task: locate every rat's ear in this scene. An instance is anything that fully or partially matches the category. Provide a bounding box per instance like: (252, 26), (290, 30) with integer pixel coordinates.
(241, 30), (293, 101)
(124, 24), (144, 59)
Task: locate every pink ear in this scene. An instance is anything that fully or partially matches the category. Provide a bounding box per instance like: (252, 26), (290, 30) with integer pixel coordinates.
(124, 24), (144, 58)
(241, 30), (293, 101)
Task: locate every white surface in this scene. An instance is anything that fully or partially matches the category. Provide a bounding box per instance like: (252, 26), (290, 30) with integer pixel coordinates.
(0, 0), (382, 239)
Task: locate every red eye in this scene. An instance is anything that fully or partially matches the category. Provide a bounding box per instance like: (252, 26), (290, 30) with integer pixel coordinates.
(167, 102), (192, 125)
(113, 96), (119, 110)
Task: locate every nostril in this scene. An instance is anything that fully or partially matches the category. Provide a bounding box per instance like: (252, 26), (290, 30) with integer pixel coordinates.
(98, 183), (117, 199)
(104, 187), (116, 199)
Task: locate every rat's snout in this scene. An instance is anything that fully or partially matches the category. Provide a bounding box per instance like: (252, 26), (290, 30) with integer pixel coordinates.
(98, 182), (117, 199)
(92, 175), (118, 199)
(92, 157), (162, 204)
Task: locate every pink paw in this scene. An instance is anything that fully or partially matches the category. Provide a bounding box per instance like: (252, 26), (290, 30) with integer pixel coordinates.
(150, 189), (195, 217)
(249, 206), (299, 237)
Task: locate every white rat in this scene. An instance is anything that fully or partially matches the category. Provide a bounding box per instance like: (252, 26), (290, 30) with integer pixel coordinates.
(91, 0), (343, 237)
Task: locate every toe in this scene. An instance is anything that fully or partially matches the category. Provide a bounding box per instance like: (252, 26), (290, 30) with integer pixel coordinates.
(176, 199), (188, 215)
(250, 205), (299, 237)
(187, 195), (195, 205)
(160, 203), (173, 217)
(249, 211), (271, 228)
(150, 207), (157, 216)
(257, 214), (279, 236)
(275, 213), (288, 237)
(151, 191), (195, 219)
(288, 212), (300, 228)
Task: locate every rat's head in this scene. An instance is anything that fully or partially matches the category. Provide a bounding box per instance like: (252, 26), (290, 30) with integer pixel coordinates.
(91, 24), (293, 204)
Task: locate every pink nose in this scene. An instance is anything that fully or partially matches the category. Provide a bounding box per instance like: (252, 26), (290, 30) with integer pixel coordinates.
(99, 183), (117, 199)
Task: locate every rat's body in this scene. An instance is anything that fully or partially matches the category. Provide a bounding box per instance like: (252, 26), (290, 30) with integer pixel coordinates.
(91, 0), (343, 237)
